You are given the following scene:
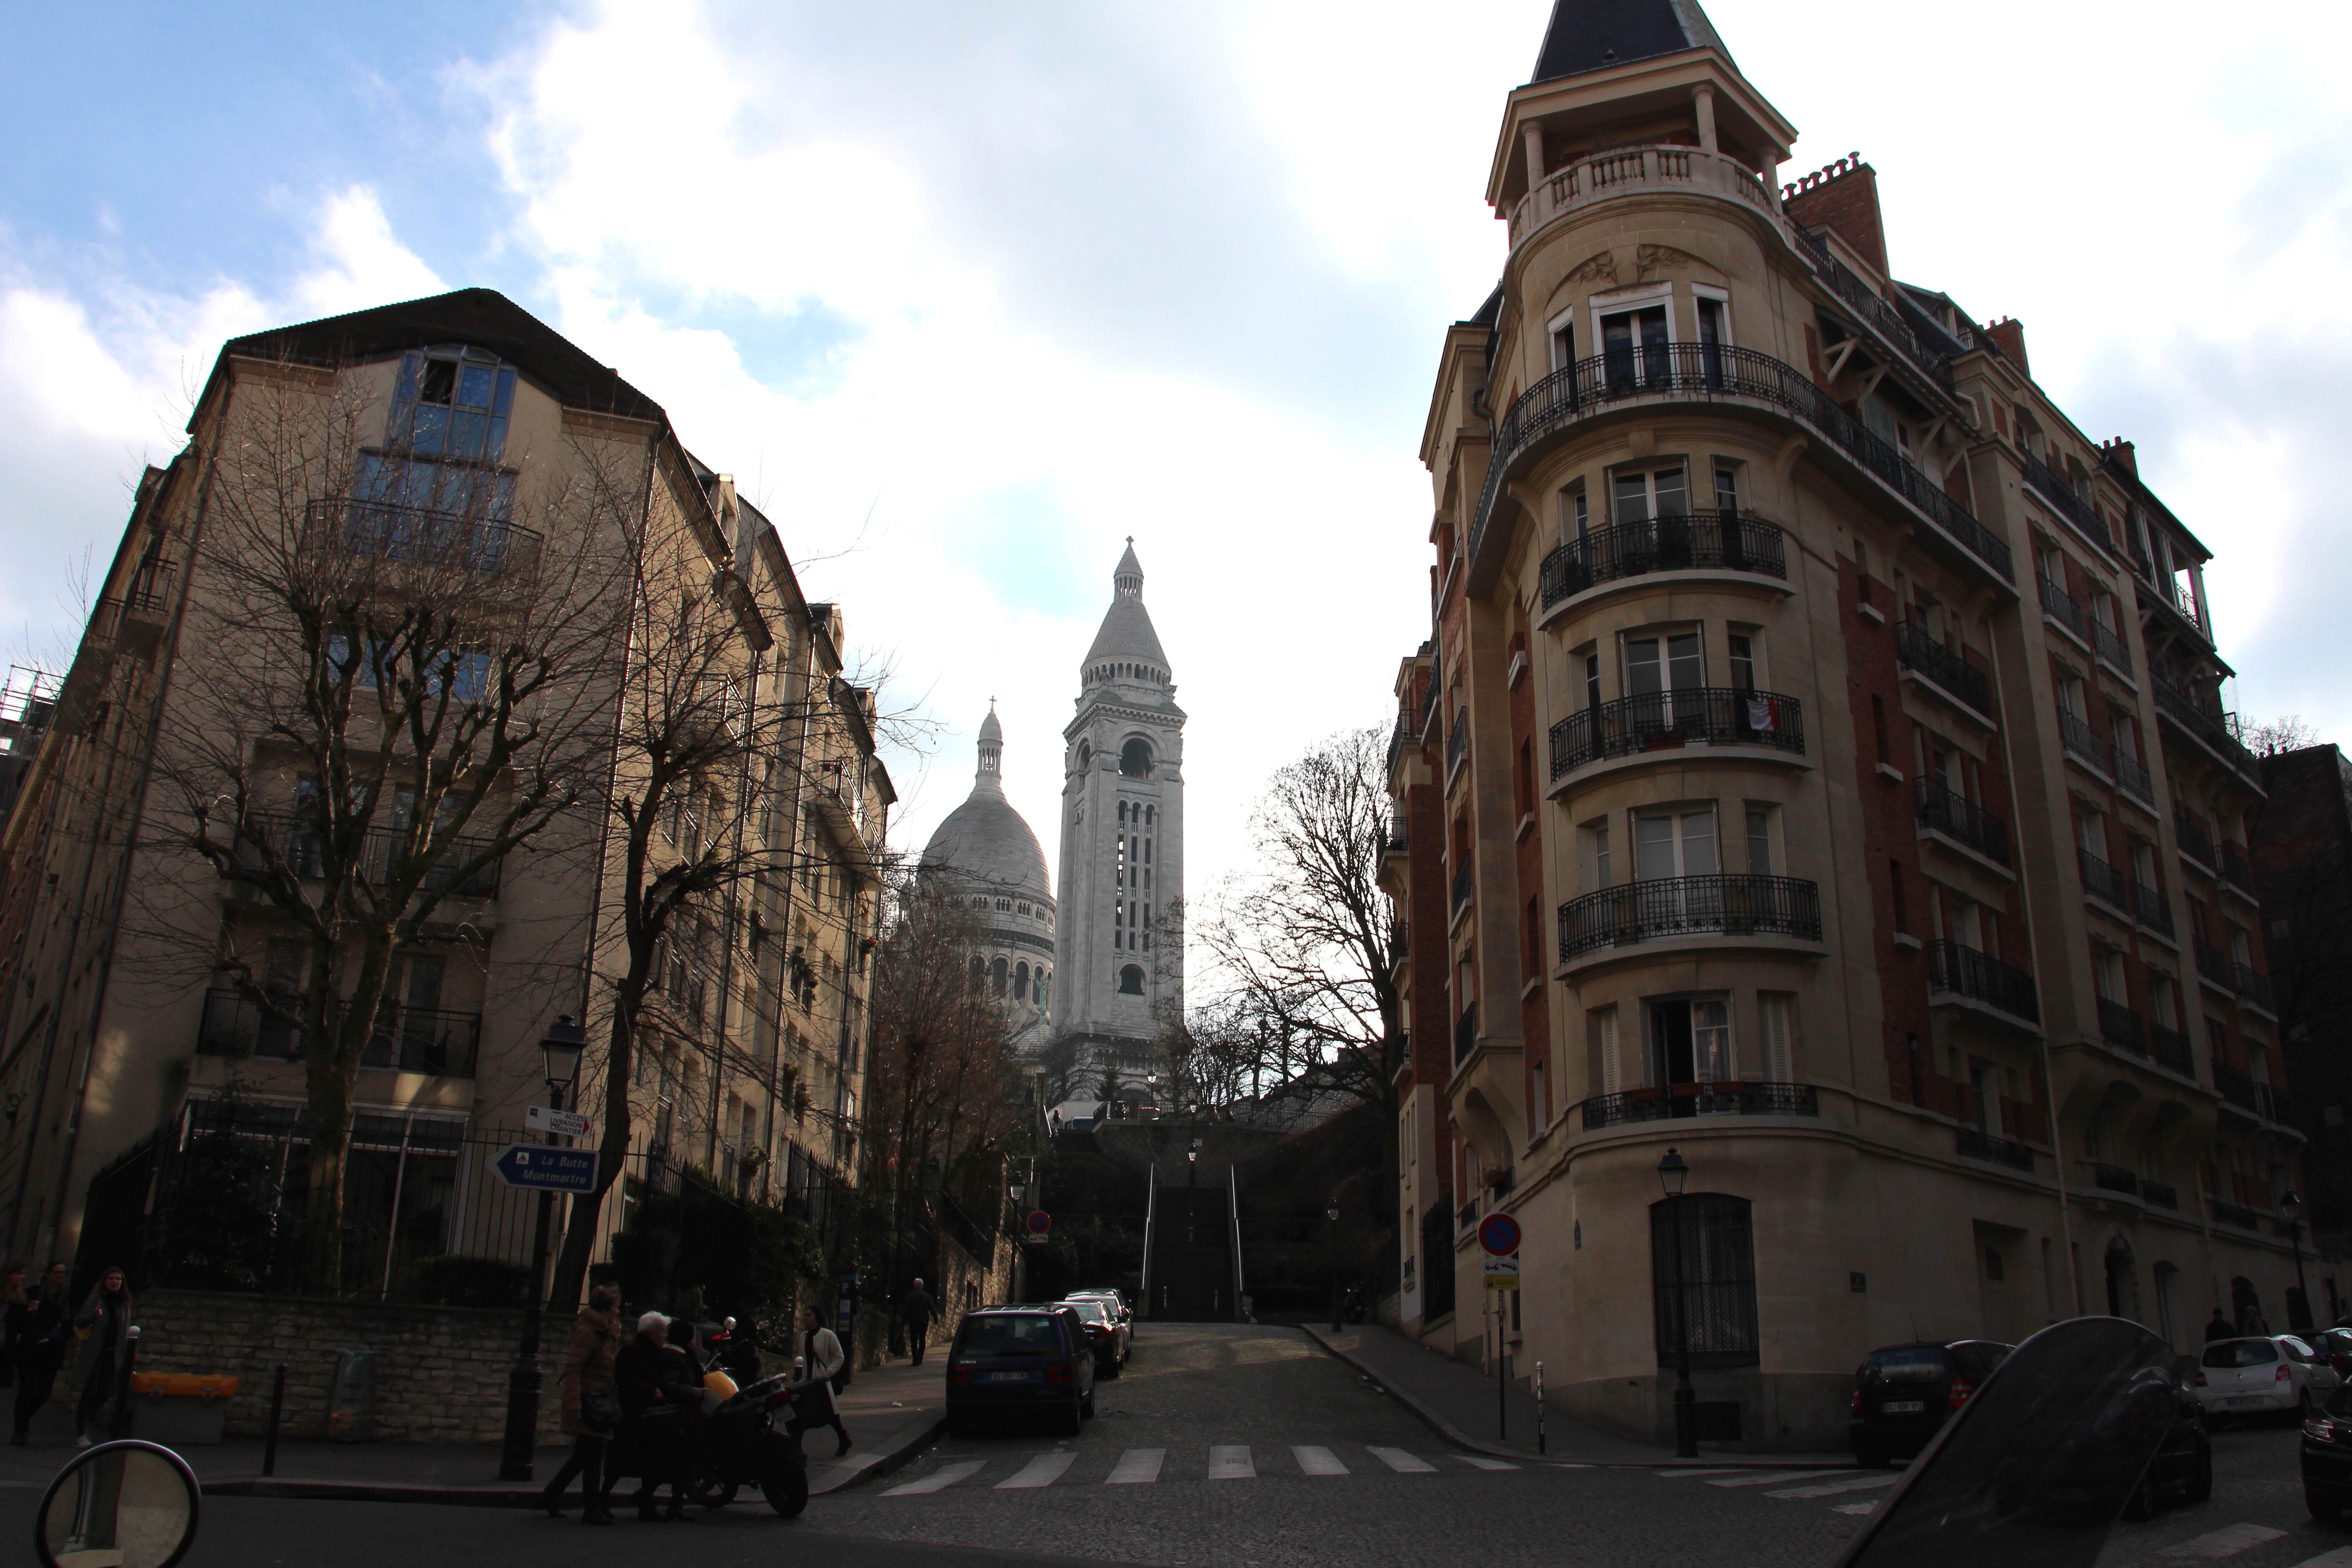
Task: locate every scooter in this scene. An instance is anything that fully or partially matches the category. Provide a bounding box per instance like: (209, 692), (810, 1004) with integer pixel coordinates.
(677, 1361), (811, 1517)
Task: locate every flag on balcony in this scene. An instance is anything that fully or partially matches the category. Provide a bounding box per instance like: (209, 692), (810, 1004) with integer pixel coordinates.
(1746, 695), (1779, 733)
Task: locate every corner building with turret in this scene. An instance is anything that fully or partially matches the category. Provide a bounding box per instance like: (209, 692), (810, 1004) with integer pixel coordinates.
(1383, 0), (2307, 1451)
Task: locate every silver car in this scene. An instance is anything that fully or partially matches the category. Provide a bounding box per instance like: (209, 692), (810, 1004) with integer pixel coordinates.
(2196, 1335), (2341, 1422)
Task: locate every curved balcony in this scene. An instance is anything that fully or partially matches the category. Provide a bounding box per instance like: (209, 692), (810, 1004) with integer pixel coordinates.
(1548, 688), (1804, 783)
(1466, 344), (2011, 592)
(1558, 874), (1821, 962)
(1507, 143), (1775, 251)
(1537, 511), (1787, 612)
(1578, 1081), (1818, 1130)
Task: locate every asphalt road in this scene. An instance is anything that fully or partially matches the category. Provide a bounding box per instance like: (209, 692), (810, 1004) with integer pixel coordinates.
(8, 1323), (2341, 1568)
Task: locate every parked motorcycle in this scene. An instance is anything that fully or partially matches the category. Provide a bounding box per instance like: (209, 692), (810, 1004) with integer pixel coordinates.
(678, 1370), (811, 1517)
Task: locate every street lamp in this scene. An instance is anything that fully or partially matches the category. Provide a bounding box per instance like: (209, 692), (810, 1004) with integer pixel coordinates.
(2282, 1191), (2313, 1333)
(498, 1014), (589, 1482)
(1328, 1203), (1344, 1333)
(1658, 1147), (1696, 1460)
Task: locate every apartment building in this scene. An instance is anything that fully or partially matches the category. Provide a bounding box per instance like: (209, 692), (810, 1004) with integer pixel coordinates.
(1383, 0), (2306, 1450)
(0, 289), (890, 1290)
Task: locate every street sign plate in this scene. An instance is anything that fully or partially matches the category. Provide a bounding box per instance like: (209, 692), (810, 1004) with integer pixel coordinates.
(491, 1144), (598, 1193)
(525, 1105), (591, 1139)
(1484, 1255), (1520, 1291)
(1025, 1209), (1052, 1237)
(1477, 1213), (1522, 1257)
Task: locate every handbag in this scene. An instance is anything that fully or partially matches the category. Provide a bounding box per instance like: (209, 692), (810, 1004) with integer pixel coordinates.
(581, 1392), (624, 1431)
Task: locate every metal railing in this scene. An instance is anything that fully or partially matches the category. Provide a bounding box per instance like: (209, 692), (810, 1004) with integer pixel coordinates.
(2235, 964), (2275, 1014)
(1548, 688), (1805, 778)
(1446, 710), (1469, 777)
(2079, 849), (2131, 915)
(307, 498), (542, 578)
(2210, 1198), (2262, 1231)
(2142, 1180), (2180, 1210)
(2113, 749), (2155, 806)
(1926, 940), (2039, 1023)
(2020, 450), (2113, 551)
(1955, 1126), (2035, 1172)
(2097, 998), (2146, 1057)
(2038, 575), (2088, 642)
(196, 987), (483, 1077)
(1451, 861), (1474, 916)
(1467, 344), (2012, 582)
(2218, 842), (2256, 896)
(1793, 228), (1956, 391)
(2194, 937), (2234, 990)
(1384, 814), (1409, 854)
(1454, 1003), (1477, 1066)
(2147, 1020), (2194, 1077)
(2091, 617), (2133, 676)
(1538, 512), (1787, 606)
(2213, 1061), (2260, 1114)
(1915, 777), (2009, 864)
(2058, 708), (2111, 775)
(1559, 874), (1821, 960)
(2132, 881), (2174, 938)
(242, 812), (502, 898)
(2091, 1163), (2140, 1197)
(2151, 673), (2261, 781)
(1578, 1082), (1818, 1129)
(2174, 814), (2213, 868)
(1896, 622), (1995, 716)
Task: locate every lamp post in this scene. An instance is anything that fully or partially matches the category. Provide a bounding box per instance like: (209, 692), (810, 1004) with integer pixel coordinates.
(2282, 1191), (2313, 1333)
(1008, 1176), (1029, 1302)
(1327, 1203), (1343, 1333)
(1658, 1147), (1696, 1459)
(497, 1014), (587, 1482)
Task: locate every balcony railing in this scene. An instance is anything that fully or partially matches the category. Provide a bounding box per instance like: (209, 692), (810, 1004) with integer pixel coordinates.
(2151, 672), (2261, 781)
(2210, 1198), (2262, 1231)
(243, 812), (502, 898)
(2097, 998), (2146, 1058)
(1454, 1003), (1478, 1066)
(2091, 617), (2134, 676)
(1548, 687), (1805, 779)
(2147, 1020), (2194, 1077)
(1509, 143), (1776, 249)
(2218, 842), (2256, 896)
(2194, 937), (2234, 990)
(1450, 861), (1474, 916)
(306, 498), (542, 578)
(2213, 1061), (2260, 1114)
(1792, 226), (1956, 391)
(1538, 511), (1787, 606)
(2090, 1163), (2140, 1197)
(2079, 849), (2131, 916)
(196, 987), (482, 1076)
(2230, 964), (2274, 1014)
(2132, 882), (2174, 938)
(2058, 708), (2111, 776)
(1559, 875), (1821, 960)
(2038, 575), (2088, 642)
(1896, 622), (1995, 717)
(2113, 750), (2155, 807)
(2021, 449), (2113, 551)
(1467, 344), (2012, 583)
(1914, 777), (2011, 865)
(2142, 1180), (2180, 1210)
(1578, 1081), (1818, 1129)
(2174, 814), (2213, 869)
(2256, 1081), (2292, 1124)
(1384, 815), (1409, 855)
(1955, 1126), (2035, 1172)
(1926, 940), (2040, 1023)
(1446, 710), (1469, 778)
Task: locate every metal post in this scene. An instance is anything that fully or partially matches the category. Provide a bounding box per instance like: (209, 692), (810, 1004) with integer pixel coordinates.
(2290, 1220), (2313, 1331)
(498, 1080), (563, 1482)
(1536, 1359), (1547, 1456)
(263, 1364), (287, 1477)
(1670, 1194), (1696, 1459)
(1497, 1309), (1507, 1442)
(108, 1325), (140, 1440)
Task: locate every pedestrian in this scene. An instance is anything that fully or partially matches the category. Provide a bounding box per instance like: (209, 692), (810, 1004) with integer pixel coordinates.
(720, 1317), (762, 1385)
(10, 1262), (68, 1444)
(0, 1261), (24, 1389)
(69, 1266), (132, 1447)
(797, 1304), (852, 1456)
(541, 1284), (622, 1525)
(902, 1278), (936, 1367)
(607, 1312), (692, 1522)
(2204, 1307), (2234, 1343)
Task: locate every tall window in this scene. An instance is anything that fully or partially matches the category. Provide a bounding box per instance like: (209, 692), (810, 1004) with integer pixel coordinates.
(1589, 1006), (1622, 1095)
(387, 348), (518, 463)
(1711, 464), (1740, 514)
(1622, 629), (1702, 698)
(1757, 994), (1793, 1082)
(1650, 997), (1731, 1085)
(1612, 466), (1689, 524)
(1651, 1194), (1759, 1367)
(1601, 304), (1671, 390)
(1635, 807), (1717, 881)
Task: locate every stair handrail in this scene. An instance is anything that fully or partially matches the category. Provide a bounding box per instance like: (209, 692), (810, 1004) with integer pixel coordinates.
(1228, 1163), (1246, 1323)
(1139, 1161), (1157, 1319)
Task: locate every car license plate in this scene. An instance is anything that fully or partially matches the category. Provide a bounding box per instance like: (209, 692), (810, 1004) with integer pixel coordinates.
(988, 1371), (1031, 1382)
(2224, 1396), (2265, 1406)
(1882, 1401), (1925, 1414)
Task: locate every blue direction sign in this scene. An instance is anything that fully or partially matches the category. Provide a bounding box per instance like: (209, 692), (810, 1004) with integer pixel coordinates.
(492, 1144), (598, 1193)
(1477, 1213), (1522, 1258)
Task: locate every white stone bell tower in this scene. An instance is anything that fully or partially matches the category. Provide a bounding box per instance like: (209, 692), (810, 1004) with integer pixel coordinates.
(1053, 541), (1185, 1079)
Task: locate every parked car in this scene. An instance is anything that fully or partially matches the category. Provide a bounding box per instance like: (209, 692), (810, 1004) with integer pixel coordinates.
(1061, 1296), (1131, 1377)
(2121, 1357), (2214, 1520)
(2195, 1335), (2340, 1423)
(1848, 1339), (2015, 1466)
(2313, 1327), (2352, 1378)
(2303, 1378), (2352, 1518)
(1070, 1287), (1132, 1324)
(944, 1304), (1096, 1436)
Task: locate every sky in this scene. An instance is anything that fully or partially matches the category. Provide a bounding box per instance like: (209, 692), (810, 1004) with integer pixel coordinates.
(2, 0), (2348, 922)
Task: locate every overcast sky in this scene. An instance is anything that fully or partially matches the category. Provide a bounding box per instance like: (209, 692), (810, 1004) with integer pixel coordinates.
(3, 0), (2347, 922)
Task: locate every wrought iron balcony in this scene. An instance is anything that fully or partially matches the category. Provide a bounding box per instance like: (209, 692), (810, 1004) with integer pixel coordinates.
(1446, 710), (1469, 778)
(306, 498), (542, 578)
(2209, 1197), (2262, 1231)
(1384, 814), (1409, 855)
(2151, 672), (2261, 782)
(2219, 842), (2256, 896)
(1896, 622), (1995, 718)
(2090, 1163), (2140, 1197)
(196, 987), (481, 1076)
(2058, 708), (2111, 776)
(2079, 849), (2131, 916)
(1578, 1081), (1818, 1129)
(2194, 937), (2234, 990)
(241, 812), (502, 898)
(2174, 813), (2213, 869)
(2113, 750), (2155, 807)
(2213, 1060), (2260, 1115)
(1791, 226), (1956, 391)
(2091, 617), (2133, 676)
(1538, 511), (1787, 607)
(2141, 1180), (2180, 1210)
(2037, 575), (2088, 643)
(1454, 1003), (1478, 1065)
(1450, 861), (1474, 916)
(1548, 687), (1805, 779)
(1914, 777), (2009, 865)
(1926, 940), (2039, 1023)
(1467, 344), (2012, 583)
(2097, 998), (2146, 1058)
(2021, 449), (2113, 551)
(2235, 963), (2275, 1014)
(2132, 882), (2174, 938)
(1955, 1126), (2035, 1172)
(1558, 874), (1821, 960)
(2147, 1020), (2194, 1077)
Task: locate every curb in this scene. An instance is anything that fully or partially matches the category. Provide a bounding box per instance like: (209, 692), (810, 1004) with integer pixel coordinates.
(1297, 1326), (1857, 1472)
(808, 1411), (948, 1496)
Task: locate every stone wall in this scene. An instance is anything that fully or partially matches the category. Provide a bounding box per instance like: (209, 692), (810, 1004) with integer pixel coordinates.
(132, 1289), (564, 1444)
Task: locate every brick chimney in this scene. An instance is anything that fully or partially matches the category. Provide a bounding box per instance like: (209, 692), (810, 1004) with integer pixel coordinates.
(2099, 437), (2137, 477)
(1781, 153), (1887, 277)
(1985, 317), (2029, 376)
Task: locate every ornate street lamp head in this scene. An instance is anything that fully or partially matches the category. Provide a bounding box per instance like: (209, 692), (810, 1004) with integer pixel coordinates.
(1658, 1147), (1690, 1200)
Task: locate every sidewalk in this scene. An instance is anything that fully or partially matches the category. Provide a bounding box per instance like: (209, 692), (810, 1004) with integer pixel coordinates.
(1301, 1323), (1852, 1469)
(0, 1359), (947, 1504)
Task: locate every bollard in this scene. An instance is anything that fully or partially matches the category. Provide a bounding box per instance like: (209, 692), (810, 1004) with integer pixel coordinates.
(108, 1326), (141, 1441)
(1536, 1359), (1547, 1456)
(263, 1363), (288, 1477)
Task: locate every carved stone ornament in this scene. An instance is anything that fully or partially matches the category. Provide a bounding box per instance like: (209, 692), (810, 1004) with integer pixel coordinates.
(1566, 250), (1620, 285)
(1636, 243), (1702, 280)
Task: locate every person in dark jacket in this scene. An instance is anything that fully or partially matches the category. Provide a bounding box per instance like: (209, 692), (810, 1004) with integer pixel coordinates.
(541, 1285), (622, 1525)
(607, 1313), (692, 1521)
(901, 1279), (936, 1367)
(719, 1318), (763, 1385)
(10, 1262), (67, 1443)
(70, 1268), (132, 1447)
(2205, 1307), (2236, 1342)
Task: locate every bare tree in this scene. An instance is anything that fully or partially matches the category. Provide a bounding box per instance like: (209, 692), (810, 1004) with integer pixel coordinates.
(2243, 714), (2322, 758)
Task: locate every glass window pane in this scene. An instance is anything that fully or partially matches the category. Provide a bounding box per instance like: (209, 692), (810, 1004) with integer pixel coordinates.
(1746, 807), (1771, 873)
(1624, 637), (1662, 696)
(1613, 472), (1651, 524)
(1635, 813), (1677, 879)
(493, 368), (516, 417)
(1666, 632), (1702, 690)
(1679, 810), (1718, 876)
(456, 365), (495, 410)
(1652, 467), (1688, 517)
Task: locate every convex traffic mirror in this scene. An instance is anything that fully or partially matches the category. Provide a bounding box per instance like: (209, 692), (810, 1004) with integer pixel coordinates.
(34, 1439), (200, 1568)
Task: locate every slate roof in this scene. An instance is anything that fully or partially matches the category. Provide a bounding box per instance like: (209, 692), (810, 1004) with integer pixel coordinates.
(1529, 0), (1730, 84)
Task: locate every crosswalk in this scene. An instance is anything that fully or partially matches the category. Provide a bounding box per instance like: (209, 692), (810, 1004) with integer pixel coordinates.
(880, 1443), (1520, 1495)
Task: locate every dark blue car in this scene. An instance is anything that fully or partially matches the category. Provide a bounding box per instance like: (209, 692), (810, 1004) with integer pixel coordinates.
(946, 1305), (1097, 1436)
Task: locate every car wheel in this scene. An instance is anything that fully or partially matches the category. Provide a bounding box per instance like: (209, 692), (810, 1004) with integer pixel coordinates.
(2184, 1441), (2213, 1504)
(1100, 1355), (1121, 1380)
(2311, 1486), (2344, 1523)
(1061, 1400), (1084, 1438)
(1081, 1386), (1097, 1418)
(2121, 1473), (2156, 1523)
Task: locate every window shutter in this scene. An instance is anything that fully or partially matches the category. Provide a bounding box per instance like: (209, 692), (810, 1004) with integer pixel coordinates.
(1759, 994), (1793, 1082)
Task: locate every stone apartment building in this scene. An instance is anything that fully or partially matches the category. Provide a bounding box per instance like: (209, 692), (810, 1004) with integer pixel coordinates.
(0, 289), (890, 1294)
(1382, 0), (2307, 1450)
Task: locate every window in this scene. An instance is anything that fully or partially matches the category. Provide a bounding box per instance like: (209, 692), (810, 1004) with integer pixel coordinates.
(1711, 463), (1740, 514)
(1583, 818), (1613, 890)
(1612, 465), (1689, 524)
(1649, 997), (1732, 1085)
(1695, 295), (1727, 383)
(1635, 807), (1717, 881)
(1548, 311), (1574, 371)
(1601, 304), (1671, 389)
(1758, 994), (1793, 1081)
(387, 348), (519, 464)
(1727, 632), (1758, 693)
(2094, 946), (2126, 1004)
(1623, 629), (1703, 698)
(1582, 650), (1602, 712)
(1118, 964), (1145, 995)
(1744, 805), (1773, 874)
(1651, 1194), (1759, 1367)
(1589, 1006), (1622, 1095)
(1120, 739), (1152, 778)
(1013, 962), (1030, 1001)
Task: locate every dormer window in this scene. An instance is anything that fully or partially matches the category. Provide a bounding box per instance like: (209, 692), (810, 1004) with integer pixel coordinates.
(389, 347), (518, 464)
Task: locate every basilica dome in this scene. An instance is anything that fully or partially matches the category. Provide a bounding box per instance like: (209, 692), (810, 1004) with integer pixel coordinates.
(921, 706), (1053, 907)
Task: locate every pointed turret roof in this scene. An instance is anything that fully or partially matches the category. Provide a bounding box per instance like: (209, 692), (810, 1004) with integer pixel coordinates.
(1083, 539), (1170, 669)
(1529, 0), (1730, 84)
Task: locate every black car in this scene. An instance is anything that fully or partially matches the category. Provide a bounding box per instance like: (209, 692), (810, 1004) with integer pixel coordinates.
(944, 1304), (1097, 1437)
(2120, 1357), (2213, 1519)
(1849, 1339), (2014, 1465)
(2302, 1377), (2352, 1518)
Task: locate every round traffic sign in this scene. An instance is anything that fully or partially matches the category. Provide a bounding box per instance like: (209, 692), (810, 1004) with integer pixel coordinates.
(1477, 1213), (1521, 1257)
(1025, 1209), (1052, 1237)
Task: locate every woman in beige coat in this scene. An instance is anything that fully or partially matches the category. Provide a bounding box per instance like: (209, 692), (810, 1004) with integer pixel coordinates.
(540, 1285), (622, 1524)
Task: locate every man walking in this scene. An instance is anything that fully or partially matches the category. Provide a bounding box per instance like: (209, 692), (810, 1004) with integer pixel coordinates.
(902, 1278), (936, 1367)
(9, 1263), (68, 1445)
(2204, 1307), (2235, 1343)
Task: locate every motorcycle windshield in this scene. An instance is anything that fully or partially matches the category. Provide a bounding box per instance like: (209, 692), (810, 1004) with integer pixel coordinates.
(1832, 1317), (2178, 1568)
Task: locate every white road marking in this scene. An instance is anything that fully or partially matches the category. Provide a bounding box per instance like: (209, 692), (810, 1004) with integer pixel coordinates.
(1105, 1449), (1165, 1485)
(1657, 1467), (1751, 1477)
(2287, 1550), (2352, 1568)
(995, 1453), (1077, 1489)
(1207, 1444), (1254, 1480)
(1293, 1446), (1349, 1476)
(1709, 1469), (1854, 1488)
(1832, 1501), (1880, 1515)
(884, 1460), (986, 1496)
(2161, 1525), (2288, 1559)
(1455, 1455), (1520, 1470)
(1765, 1474), (1905, 1500)
(1369, 1447), (1438, 1474)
